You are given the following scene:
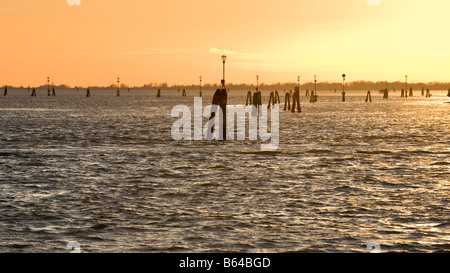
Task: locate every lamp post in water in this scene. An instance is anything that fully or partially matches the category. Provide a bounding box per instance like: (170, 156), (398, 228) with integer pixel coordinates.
(314, 74), (317, 102)
(47, 77), (50, 96)
(405, 75), (408, 98)
(221, 55), (227, 89)
(117, 77), (120, 97)
(342, 74), (346, 102)
(256, 75), (260, 91)
(297, 75), (300, 90)
(199, 76), (202, 97)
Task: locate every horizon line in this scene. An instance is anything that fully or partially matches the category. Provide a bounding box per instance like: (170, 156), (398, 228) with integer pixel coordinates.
(3, 80), (450, 89)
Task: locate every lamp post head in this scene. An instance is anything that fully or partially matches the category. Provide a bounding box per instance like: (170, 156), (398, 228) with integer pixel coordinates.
(342, 74), (346, 78)
(221, 55), (227, 63)
(405, 75), (408, 79)
(256, 75), (259, 80)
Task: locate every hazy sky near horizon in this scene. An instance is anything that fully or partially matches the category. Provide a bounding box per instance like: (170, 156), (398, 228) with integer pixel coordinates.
(1, 0), (450, 86)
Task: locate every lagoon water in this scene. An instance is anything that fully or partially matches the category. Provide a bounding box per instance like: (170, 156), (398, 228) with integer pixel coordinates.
(0, 88), (449, 252)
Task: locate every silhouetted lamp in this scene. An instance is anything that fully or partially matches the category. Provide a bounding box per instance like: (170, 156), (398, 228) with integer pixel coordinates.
(405, 75), (408, 87)
(47, 77), (50, 96)
(314, 74), (317, 92)
(342, 74), (346, 102)
(117, 77), (120, 97)
(221, 55), (227, 87)
(199, 76), (202, 97)
(256, 75), (260, 91)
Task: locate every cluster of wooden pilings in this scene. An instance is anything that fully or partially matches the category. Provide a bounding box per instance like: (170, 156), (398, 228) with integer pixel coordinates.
(401, 89), (408, 98)
(23, 87), (91, 97)
(245, 90), (263, 112)
(399, 87), (436, 98)
(309, 90), (318, 103)
(281, 88), (301, 112)
(267, 90), (280, 108)
(5, 83), (447, 101)
(365, 91), (372, 102)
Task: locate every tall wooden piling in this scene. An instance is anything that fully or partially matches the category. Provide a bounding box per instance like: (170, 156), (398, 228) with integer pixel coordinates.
(447, 88), (450, 97)
(209, 88), (227, 140)
(421, 87), (424, 96)
(426, 89), (431, 98)
(275, 91), (280, 103)
(3, 86), (7, 96)
(284, 92), (291, 110)
(383, 89), (389, 99)
(182, 89), (186, 97)
(253, 90), (262, 112)
(52, 87), (56, 96)
(156, 89), (161, 98)
(409, 87), (413, 97)
(401, 89), (405, 97)
(253, 91), (259, 111)
(305, 89), (309, 97)
(268, 91), (275, 108)
(365, 90), (372, 102)
(246, 91), (252, 106)
(291, 87), (301, 113)
(86, 88), (90, 97)
(257, 91), (262, 107)
(31, 88), (37, 97)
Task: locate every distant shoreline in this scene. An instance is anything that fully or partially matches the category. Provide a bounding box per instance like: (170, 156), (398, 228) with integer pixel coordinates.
(2, 81), (450, 91)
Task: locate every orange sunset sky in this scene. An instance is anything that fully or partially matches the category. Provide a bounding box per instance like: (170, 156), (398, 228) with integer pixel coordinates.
(1, 0), (450, 87)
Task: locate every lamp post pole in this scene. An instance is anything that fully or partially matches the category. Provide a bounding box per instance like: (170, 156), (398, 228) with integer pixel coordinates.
(199, 76), (202, 97)
(297, 75), (300, 90)
(342, 74), (346, 102)
(314, 74), (317, 98)
(117, 77), (120, 97)
(47, 77), (50, 96)
(314, 75), (317, 93)
(256, 75), (259, 91)
(221, 55), (227, 89)
(405, 75), (408, 98)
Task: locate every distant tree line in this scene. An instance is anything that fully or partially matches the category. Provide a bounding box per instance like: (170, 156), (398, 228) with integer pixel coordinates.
(9, 81), (450, 90)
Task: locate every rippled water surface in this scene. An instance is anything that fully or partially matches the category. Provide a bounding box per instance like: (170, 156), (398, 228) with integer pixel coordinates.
(0, 88), (449, 253)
